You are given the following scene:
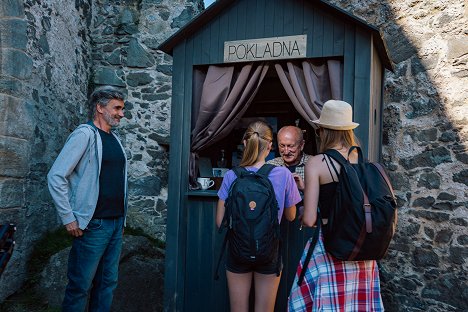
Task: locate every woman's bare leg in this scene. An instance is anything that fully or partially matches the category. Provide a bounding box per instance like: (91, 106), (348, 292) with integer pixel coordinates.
(254, 272), (282, 312)
(226, 271), (253, 312)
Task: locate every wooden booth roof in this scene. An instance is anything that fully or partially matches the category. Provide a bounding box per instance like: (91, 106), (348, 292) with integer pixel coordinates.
(158, 0), (393, 71)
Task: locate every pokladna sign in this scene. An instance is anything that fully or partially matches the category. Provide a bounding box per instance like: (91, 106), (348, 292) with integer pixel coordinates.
(224, 35), (307, 63)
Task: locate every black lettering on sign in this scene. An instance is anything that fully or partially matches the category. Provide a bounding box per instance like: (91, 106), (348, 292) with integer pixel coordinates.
(224, 35), (306, 62)
(292, 40), (300, 55)
(246, 43), (256, 59)
(236, 44), (246, 59)
(228, 45), (236, 60)
(282, 41), (291, 55)
(273, 41), (282, 57)
(263, 42), (272, 58)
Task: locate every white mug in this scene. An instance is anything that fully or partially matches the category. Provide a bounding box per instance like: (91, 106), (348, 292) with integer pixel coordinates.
(197, 177), (215, 190)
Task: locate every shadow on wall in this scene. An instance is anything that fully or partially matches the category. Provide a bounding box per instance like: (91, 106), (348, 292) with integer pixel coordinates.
(325, 1), (467, 311)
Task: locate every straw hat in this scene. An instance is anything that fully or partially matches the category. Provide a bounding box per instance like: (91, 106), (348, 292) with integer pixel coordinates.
(312, 100), (359, 130)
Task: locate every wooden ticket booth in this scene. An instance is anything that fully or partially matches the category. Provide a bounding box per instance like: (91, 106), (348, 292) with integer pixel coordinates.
(158, 0), (392, 311)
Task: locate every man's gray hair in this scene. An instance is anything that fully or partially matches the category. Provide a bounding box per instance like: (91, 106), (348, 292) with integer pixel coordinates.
(89, 86), (125, 118)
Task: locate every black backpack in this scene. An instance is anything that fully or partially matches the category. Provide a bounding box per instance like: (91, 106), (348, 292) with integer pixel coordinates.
(215, 164), (281, 279)
(298, 146), (397, 285)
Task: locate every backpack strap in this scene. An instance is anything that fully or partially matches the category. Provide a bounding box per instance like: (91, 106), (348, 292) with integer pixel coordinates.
(232, 166), (248, 178)
(256, 163), (275, 177)
(214, 229), (229, 280)
(297, 212), (321, 286)
(324, 149), (348, 167)
(373, 163), (397, 204)
(348, 146), (364, 163)
(322, 155), (339, 182)
(276, 238), (282, 277)
(258, 163), (281, 276)
(325, 148), (373, 238)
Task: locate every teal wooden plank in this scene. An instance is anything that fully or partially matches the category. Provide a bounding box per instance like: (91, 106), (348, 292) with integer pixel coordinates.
(303, 3), (314, 57)
(236, 0), (247, 39)
(213, 205), (230, 310)
(312, 9), (324, 56)
(179, 38), (195, 311)
(200, 200), (215, 304)
(217, 10), (230, 62)
(293, 0), (304, 35)
(201, 24), (211, 64)
(255, 0), (266, 38)
(273, 0), (285, 36)
(163, 41), (187, 312)
(377, 69), (385, 161)
(276, 219), (291, 311)
(192, 30), (203, 65)
(264, 0), (275, 37)
(342, 23), (355, 103)
(183, 200), (215, 309)
(227, 0), (238, 40)
(322, 13), (334, 56)
(276, 217), (315, 311)
(245, 0), (257, 38)
(353, 26), (371, 156)
(184, 201), (203, 309)
(210, 16), (221, 64)
(211, 200), (230, 310)
(283, 0), (294, 35)
(333, 17), (345, 55)
(180, 37), (195, 308)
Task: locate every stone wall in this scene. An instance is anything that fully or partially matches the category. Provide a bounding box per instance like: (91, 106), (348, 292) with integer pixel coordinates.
(0, 0), (204, 301)
(90, 0), (204, 241)
(0, 0), (92, 300)
(326, 0), (467, 310)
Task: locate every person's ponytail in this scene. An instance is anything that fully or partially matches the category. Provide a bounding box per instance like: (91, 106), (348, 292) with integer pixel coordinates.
(239, 122), (273, 167)
(240, 133), (260, 167)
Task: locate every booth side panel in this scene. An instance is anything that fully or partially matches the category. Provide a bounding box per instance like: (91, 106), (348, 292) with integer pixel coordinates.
(163, 40), (189, 312)
(353, 27), (372, 157)
(184, 198), (230, 311)
(275, 218), (316, 312)
(369, 41), (384, 162)
(343, 24), (356, 105)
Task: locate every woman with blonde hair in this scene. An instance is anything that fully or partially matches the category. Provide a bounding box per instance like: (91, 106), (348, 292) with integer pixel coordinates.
(217, 121), (301, 312)
(288, 100), (384, 311)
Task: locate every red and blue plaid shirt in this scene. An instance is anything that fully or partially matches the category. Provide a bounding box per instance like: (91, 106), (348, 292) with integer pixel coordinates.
(288, 229), (384, 311)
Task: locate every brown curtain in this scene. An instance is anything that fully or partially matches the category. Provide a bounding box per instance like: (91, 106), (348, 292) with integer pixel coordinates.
(189, 63), (269, 188)
(275, 60), (342, 128)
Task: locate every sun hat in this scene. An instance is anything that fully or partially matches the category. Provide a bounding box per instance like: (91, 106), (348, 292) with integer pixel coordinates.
(312, 100), (359, 130)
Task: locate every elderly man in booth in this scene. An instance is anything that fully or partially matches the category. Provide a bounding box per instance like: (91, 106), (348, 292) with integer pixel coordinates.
(267, 126), (311, 193)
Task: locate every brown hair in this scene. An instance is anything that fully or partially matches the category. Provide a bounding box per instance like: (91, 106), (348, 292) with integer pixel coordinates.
(318, 128), (359, 153)
(240, 121), (273, 167)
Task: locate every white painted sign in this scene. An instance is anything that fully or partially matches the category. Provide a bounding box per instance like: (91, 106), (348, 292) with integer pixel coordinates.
(224, 35), (307, 63)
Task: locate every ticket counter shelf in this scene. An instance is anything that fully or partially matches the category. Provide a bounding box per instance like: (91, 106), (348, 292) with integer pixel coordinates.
(187, 190), (218, 197)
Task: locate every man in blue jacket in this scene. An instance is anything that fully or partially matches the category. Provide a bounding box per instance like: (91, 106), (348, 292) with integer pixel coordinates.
(48, 86), (128, 312)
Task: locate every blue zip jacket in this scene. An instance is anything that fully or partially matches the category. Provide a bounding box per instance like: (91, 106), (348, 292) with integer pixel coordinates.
(47, 122), (128, 230)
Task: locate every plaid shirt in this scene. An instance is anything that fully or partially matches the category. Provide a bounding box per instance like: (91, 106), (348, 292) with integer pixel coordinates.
(288, 229), (384, 312)
(267, 153), (311, 180)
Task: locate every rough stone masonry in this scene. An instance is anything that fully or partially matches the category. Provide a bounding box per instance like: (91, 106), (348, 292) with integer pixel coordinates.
(0, 0), (204, 303)
(0, 0), (466, 311)
(326, 1), (467, 310)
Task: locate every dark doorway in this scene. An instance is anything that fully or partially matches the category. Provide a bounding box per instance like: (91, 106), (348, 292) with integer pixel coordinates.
(198, 65), (318, 169)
